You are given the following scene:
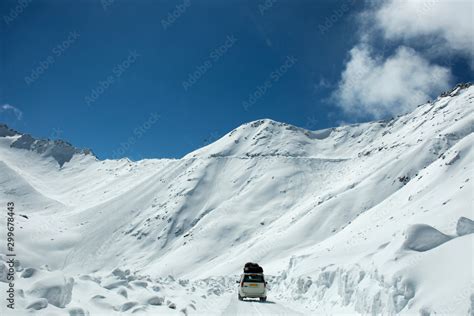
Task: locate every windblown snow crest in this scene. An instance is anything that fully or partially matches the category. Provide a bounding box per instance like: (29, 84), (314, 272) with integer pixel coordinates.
(0, 84), (473, 315)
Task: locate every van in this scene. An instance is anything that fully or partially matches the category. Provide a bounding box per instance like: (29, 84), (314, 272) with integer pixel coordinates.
(237, 273), (267, 301)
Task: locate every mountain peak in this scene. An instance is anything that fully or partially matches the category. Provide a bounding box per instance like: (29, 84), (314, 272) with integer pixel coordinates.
(184, 117), (335, 159)
(439, 82), (472, 98)
(245, 118), (287, 128)
(243, 118), (305, 131)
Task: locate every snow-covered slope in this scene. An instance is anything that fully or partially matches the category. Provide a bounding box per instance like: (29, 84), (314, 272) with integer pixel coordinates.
(0, 84), (473, 315)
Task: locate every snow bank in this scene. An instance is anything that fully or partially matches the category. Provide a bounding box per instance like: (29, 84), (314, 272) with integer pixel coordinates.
(401, 224), (452, 252)
(0, 262), (8, 283)
(27, 271), (74, 308)
(26, 298), (48, 310)
(456, 217), (474, 236)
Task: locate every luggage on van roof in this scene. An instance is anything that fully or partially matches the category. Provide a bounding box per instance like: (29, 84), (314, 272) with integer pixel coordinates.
(244, 262), (263, 273)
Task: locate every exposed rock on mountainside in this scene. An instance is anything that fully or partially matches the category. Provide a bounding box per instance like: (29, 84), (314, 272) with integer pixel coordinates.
(0, 125), (94, 167)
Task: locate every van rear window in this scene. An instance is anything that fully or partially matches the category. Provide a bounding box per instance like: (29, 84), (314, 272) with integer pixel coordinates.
(243, 274), (264, 283)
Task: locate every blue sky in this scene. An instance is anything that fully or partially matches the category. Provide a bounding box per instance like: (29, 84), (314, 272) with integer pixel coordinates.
(1, 0), (472, 159)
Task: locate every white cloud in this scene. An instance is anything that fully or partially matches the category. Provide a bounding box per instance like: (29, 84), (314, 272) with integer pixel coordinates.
(375, 0), (473, 58)
(315, 77), (333, 90)
(332, 0), (470, 118)
(1, 104), (23, 120)
(334, 45), (452, 118)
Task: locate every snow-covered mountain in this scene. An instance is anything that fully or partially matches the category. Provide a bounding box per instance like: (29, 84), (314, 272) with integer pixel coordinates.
(0, 124), (94, 167)
(0, 83), (473, 315)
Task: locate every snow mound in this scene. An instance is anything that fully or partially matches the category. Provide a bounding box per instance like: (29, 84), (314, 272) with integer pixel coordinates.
(27, 271), (74, 308)
(111, 268), (131, 280)
(101, 279), (128, 290)
(116, 287), (128, 298)
(0, 262), (8, 282)
(21, 267), (38, 278)
(67, 307), (89, 316)
(26, 298), (48, 310)
(145, 295), (165, 306)
(117, 301), (139, 312)
(456, 217), (474, 236)
(401, 224), (452, 252)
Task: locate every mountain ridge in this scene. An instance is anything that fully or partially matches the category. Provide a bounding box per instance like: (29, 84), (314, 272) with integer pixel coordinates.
(1, 83), (471, 164)
(0, 124), (95, 167)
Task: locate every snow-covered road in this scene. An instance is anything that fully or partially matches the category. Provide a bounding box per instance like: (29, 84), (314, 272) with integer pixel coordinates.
(220, 295), (303, 316)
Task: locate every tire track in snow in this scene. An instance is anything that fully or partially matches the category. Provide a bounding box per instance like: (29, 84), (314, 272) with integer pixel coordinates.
(221, 294), (303, 315)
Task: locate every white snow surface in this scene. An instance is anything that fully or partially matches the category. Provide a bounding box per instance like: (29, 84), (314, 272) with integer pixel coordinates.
(0, 84), (473, 315)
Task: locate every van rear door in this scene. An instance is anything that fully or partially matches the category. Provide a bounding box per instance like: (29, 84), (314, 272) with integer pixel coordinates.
(242, 274), (265, 295)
